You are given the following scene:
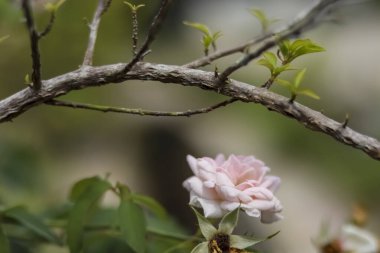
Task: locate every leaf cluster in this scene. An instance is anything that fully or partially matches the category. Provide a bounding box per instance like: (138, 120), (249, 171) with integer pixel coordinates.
(183, 21), (222, 56)
(257, 38), (324, 99)
(0, 175), (180, 253)
(278, 38), (325, 64)
(258, 52), (293, 76)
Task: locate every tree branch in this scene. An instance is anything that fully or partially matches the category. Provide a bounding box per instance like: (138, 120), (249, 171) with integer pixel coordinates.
(21, 0), (42, 90)
(82, 0), (113, 67)
(45, 98), (237, 117)
(0, 62), (379, 160)
(217, 0), (339, 82)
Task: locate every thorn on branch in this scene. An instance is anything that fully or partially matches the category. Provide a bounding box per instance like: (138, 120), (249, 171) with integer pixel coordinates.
(341, 113), (350, 129)
(214, 66), (219, 78)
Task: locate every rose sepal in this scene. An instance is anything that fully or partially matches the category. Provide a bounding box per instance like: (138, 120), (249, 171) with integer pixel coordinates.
(230, 231), (280, 249)
(191, 206), (217, 240)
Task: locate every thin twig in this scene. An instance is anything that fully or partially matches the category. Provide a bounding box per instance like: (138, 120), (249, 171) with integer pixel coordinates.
(183, 34), (271, 69)
(217, 0), (339, 83)
(45, 98), (238, 117)
(21, 0), (42, 90)
(121, 0), (172, 74)
(82, 0), (113, 67)
(39, 11), (56, 38)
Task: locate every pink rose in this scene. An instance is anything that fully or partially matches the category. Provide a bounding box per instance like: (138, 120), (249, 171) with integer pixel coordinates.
(183, 154), (283, 223)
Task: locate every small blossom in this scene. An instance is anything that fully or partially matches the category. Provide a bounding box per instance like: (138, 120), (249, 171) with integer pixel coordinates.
(339, 224), (379, 253)
(183, 154), (283, 223)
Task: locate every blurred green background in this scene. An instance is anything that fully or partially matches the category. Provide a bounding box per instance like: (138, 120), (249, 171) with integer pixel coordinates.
(1, 0), (380, 252)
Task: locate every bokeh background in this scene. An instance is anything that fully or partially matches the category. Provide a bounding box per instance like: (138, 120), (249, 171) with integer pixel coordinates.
(1, 0), (380, 252)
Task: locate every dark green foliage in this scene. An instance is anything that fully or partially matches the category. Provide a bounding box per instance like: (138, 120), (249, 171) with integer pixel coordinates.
(67, 177), (112, 253)
(3, 206), (61, 245)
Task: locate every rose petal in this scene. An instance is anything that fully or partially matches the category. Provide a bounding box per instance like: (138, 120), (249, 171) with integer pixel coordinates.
(260, 176), (281, 192)
(242, 199), (277, 211)
(186, 155), (199, 176)
(243, 208), (261, 217)
(243, 187), (274, 200)
(215, 154), (226, 165)
(215, 172), (235, 187)
(220, 201), (240, 211)
(197, 198), (224, 218)
(217, 185), (240, 202)
(183, 176), (219, 200)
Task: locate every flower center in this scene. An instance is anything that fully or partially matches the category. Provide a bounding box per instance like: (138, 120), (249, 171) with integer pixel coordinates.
(209, 233), (230, 252)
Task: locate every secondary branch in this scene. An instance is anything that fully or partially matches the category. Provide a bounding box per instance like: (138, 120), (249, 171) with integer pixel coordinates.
(82, 0), (113, 66)
(45, 98), (237, 117)
(21, 0), (42, 89)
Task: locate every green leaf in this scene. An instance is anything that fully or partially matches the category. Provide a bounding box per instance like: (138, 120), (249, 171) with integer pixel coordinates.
(0, 35), (10, 44)
(132, 194), (167, 219)
(258, 58), (274, 72)
(124, 1), (145, 12)
(278, 39), (290, 59)
(118, 198), (147, 253)
(183, 21), (211, 36)
(297, 88), (320, 100)
(24, 73), (31, 84)
(218, 208), (239, 234)
(258, 52), (278, 73)
(0, 224), (10, 253)
(67, 178), (111, 253)
(212, 31), (222, 41)
(69, 176), (103, 202)
(287, 39), (325, 62)
(263, 52), (277, 67)
(230, 231), (280, 249)
(202, 35), (213, 49)
(250, 9), (267, 25)
(45, 0), (66, 12)
(273, 64), (294, 75)
(250, 9), (278, 32)
(190, 242), (208, 253)
(3, 206), (61, 244)
(183, 21), (221, 55)
(190, 206), (217, 240)
(275, 78), (293, 89)
(294, 68), (306, 88)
